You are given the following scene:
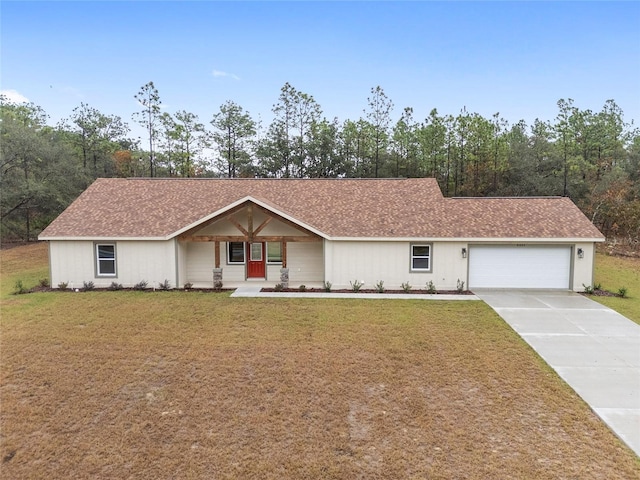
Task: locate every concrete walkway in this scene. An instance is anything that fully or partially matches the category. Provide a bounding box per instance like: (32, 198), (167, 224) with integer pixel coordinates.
(475, 289), (640, 457)
(231, 285), (480, 301)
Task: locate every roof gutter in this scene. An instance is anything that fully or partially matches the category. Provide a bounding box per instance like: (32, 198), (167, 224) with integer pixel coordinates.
(324, 236), (606, 242)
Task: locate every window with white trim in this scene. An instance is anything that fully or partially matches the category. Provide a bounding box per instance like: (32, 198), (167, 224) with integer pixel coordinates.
(411, 244), (431, 272)
(267, 242), (282, 263)
(96, 244), (116, 276)
(227, 242), (245, 264)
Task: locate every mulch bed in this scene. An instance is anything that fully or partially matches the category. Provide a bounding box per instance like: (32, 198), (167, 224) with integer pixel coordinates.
(19, 286), (234, 294)
(580, 289), (620, 298)
(261, 288), (474, 295)
(22, 285), (621, 298)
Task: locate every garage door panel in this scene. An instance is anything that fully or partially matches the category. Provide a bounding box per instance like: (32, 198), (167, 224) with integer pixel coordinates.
(469, 246), (571, 289)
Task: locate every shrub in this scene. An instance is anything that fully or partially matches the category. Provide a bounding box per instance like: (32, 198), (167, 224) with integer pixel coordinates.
(82, 281), (95, 292)
(183, 282), (193, 290)
(299, 284), (306, 292)
(456, 279), (465, 293)
(13, 280), (27, 295)
(594, 283), (602, 291)
(213, 280), (223, 291)
(158, 279), (171, 290)
(426, 280), (436, 294)
(350, 280), (364, 292)
(401, 282), (411, 293)
(57, 281), (69, 291)
(108, 281), (123, 291)
(618, 286), (628, 298)
(38, 278), (50, 288)
(375, 280), (385, 293)
(582, 284), (594, 294)
(133, 280), (148, 291)
(323, 281), (332, 292)
(274, 283), (284, 292)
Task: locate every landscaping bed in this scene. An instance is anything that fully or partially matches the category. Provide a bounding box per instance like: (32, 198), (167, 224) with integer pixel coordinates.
(22, 286), (234, 294)
(580, 288), (621, 298)
(261, 287), (474, 295)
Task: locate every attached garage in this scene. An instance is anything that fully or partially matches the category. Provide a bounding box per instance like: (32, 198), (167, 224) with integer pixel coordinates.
(468, 245), (572, 289)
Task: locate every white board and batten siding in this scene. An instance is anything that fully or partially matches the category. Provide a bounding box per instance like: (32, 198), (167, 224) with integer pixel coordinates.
(48, 240), (177, 289)
(324, 240), (468, 291)
(468, 245), (572, 289)
(185, 242), (244, 283)
(287, 242), (324, 284)
(119, 241), (177, 287)
(185, 242), (215, 284)
(49, 240), (95, 288)
(184, 241), (324, 284)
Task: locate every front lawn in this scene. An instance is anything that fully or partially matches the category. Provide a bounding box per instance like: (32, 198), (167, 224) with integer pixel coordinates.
(1, 244), (639, 478)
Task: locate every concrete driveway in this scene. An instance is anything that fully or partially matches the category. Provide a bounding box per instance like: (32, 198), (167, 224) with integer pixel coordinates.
(475, 289), (640, 457)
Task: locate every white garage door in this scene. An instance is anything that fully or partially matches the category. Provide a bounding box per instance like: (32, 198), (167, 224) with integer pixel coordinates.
(469, 245), (571, 289)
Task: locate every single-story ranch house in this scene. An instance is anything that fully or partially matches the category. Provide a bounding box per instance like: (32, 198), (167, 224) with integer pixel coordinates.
(39, 177), (605, 291)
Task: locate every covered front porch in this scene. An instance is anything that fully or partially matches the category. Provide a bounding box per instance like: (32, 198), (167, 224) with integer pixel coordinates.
(177, 199), (325, 289)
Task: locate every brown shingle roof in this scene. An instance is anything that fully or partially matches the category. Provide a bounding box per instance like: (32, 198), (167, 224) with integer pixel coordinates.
(39, 178), (604, 240)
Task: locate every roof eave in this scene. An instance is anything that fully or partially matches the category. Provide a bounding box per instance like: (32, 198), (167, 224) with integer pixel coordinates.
(326, 236), (606, 242)
(39, 235), (605, 243)
(38, 236), (170, 241)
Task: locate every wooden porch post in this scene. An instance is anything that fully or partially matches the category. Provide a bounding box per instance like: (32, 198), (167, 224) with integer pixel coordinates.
(247, 204), (254, 242)
(214, 241), (220, 268)
(282, 241), (287, 268)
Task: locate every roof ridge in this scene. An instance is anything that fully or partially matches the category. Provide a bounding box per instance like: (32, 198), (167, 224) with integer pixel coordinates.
(120, 177), (421, 181)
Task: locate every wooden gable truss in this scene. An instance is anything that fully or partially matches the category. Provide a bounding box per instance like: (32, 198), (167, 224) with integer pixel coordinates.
(178, 201), (322, 268)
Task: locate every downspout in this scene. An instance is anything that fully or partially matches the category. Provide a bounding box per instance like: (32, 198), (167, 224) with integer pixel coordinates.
(47, 241), (53, 288)
(569, 244), (576, 291)
(591, 243), (597, 292)
(174, 239), (180, 289)
(462, 243), (469, 292)
(322, 238), (326, 285)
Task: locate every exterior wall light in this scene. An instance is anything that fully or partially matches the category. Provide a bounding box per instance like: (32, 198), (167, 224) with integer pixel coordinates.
(577, 248), (584, 258)
(462, 248), (467, 258)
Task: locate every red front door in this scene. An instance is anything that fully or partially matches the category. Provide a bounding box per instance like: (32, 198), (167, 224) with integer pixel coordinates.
(246, 242), (266, 278)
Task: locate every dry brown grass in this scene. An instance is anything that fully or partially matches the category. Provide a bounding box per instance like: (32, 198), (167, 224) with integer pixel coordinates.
(0, 242), (49, 296)
(1, 244), (639, 479)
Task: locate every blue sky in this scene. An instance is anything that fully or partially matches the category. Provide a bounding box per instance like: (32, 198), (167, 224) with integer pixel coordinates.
(2, 1), (639, 141)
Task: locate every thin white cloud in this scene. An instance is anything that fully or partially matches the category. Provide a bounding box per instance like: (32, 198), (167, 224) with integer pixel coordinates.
(212, 69), (240, 81)
(1, 89), (29, 104)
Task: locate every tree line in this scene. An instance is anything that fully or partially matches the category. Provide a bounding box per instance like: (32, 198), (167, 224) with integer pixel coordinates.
(1, 82), (639, 244)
